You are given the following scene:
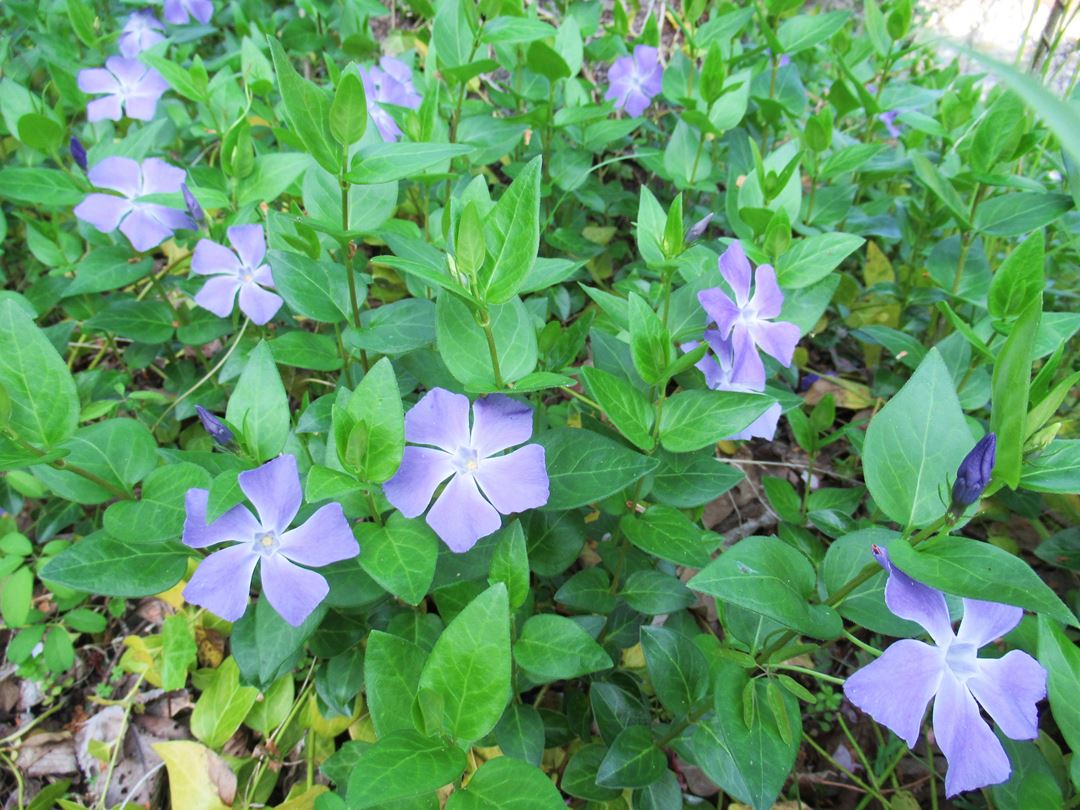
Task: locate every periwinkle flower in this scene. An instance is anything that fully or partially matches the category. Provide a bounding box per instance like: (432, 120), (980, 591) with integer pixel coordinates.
(73, 157), (196, 252)
(383, 389), (549, 553)
(69, 137), (88, 172)
(879, 109), (902, 138)
(181, 182), (204, 226)
(951, 433), (996, 513)
(359, 57), (422, 142)
(698, 241), (800, 391)
(604, 45), (663, 118)
(844, 546), (1046, 797)
(182, 455), (358, 626)
(192, 224), (282, 325)
(118, 10), (165, 57)
(77, 57), (168, 122)
(195, 405), (233, 447)
(163, 0), (213, 24)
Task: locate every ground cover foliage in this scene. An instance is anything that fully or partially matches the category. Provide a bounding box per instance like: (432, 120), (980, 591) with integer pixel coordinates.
(0, 0), (1079, 807)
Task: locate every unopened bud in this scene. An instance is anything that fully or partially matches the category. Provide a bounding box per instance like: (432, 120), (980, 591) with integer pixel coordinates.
(70, 137), (88, 171)
(685, 213), (713, 245)
(182, 183), (205, 226)
(195, 405), (233, 447)
(950, 433), (996, 513)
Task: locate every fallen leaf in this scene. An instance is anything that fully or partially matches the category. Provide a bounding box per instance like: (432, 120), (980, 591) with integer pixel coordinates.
(153, 740), (236, 810)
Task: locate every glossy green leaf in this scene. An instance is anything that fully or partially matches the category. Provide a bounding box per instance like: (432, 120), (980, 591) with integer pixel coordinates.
(514, 614), (612, 681)
(445, 757), (564, 810)
(659, 390), (774, 452)
(357, 513), (437, 605)
(346, 730), (466, 808)
(534, 428), (659, 509)
(227, 341), (290, 463)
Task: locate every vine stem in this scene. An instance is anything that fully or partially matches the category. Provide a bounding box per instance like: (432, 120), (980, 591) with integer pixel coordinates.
(153, 318), (249, 429)
(479, 310), (504, 389)
(6, 432), (132, 501)
(96, 673), (146, 810)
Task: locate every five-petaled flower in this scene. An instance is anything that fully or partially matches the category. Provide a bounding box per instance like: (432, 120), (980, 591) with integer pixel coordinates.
(77, 57), (168, 122)
(383, 389), (549, 553)
(119, 10), (166, 57)
(164, 0), (213, 25)
(73, 156), (195, 252)
(605, 45), (663, 118)
(844, 545), (1046, 797)
(182, 455), (358, 626)
(192, 224), (282, 325)
(359, 57), (422, 142)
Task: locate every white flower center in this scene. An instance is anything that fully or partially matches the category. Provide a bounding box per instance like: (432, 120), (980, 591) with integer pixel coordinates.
(242, 270), (254, 283)
(253, 531), (279, 556)
(944, 640), (979, 681)
(452, 446), (480, 476)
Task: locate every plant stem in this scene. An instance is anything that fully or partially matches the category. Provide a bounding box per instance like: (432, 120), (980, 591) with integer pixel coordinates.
(479, 309), (504, 388)
(154, 319), (250, 428)
(7, 432), (132, 501)
(341, 179), (363, 333)
(365, 489), (384, 527)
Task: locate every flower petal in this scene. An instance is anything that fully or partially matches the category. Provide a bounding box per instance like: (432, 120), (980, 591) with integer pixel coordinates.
(74, 194), (132, 234)
(728, 325), (766, 391)
(163, 0), (188, 23)
(727, 401), (782, 441)
(238, 282), (283, 325)
(956, 599), (1023, 648)
(119, 207), (174, 252)
(78, 67), (121, 95)
(192, 239), (242, 276)
(748, 318), (800, 367)
(382, 446), (456, 518)
(933, 671), (1013, 797)
(844, 638), (944, 748)
(194, 275), (241, 318)
(621, 88), (653, 118)
(404, 388), (471, 452)
(471, 395), (534, 457)
(473, 444), (549, 515)
(228, 224), (267, 269)
(718, 242), (752, 307)
(182, 488), (261, 548)
(87, 157), (141, 197)
(259, 554), (329, 627)
(238, 455), (302, 534)
(875, 546), (955, 646)
(426, 473), (501, 553)
(122, 91), (161, 121)
(183, 543), (259, 622)
(749, 265), (784, 319)
(105, 56), (146, 86)
(86, 96), (124, 123)
(698, 287), (741, 336)
(189, 0), (213, 23)
(967, 650), (1046, 741)
(139, 158), (186, 195)
(278, 503), (359, 567)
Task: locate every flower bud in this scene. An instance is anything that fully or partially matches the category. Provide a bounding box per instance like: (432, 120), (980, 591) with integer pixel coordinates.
(685, 213), (713, 245)
(70, 137), (88, 172)
(950, 433), (996, 512)
(195, 405), (233, 447)
(182, 183), (205, 226)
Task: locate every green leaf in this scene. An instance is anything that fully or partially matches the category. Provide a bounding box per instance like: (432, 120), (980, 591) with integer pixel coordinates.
(85, 299), (174, 343)
(0, 168), (84, 207)
(480, 16), (557, 44)
(775, 233), (864, 289)
(862, 348), (969, 528)
(330, 72), (368, 147)
(445, 757), (565, 810)
(16, 113), (63, 152)
(562, 744), (621, 800)
(478, 157), (541, 305)
(580, 366), (654, 451)
(104, 463), (211, 543)
(641, 626), (710, 716)
(534, 428), (659, 509)
(514, 614), (612, 682)
(991, 300), (1041, 489)
(0, 299), (78, 448)
(554, 567), (616, 613)
(889, 537), (1076, 628)
(160, 614), (197, 691)
(346, 730), (465, 807)
(651, 449), (744, 508)
(659, 390), (774, 452)
(974, 192), (1072, 237)
(620, 506), (721, 568)
(190, 656), (260, 749)
(0, 566), (33, 627)
(231, 598), (327, 690)
(418, 583), (510, 744)
(267, 36), (339, 173)
(63, 248), (153, 297)
(910, 152), (969, 228)
(433, 0), (477, 72)
(627, 293), (672, 385)
(348, 142), (475, 184)
(227, 341), (290, 463)
(596, 725), (666, 789)
(268, 250), (351, 323)
(33, 419), (157, 504)
(269, 330), (342, 371)
(66, 0), (96, 45)
(140, 52), (209, 102)
(488, 521), (529, 610)
(1021, 440), (1080, 493)
(689, 536), (843, 640)
(494, 703), (546, 766)
(436, 294), (537, 390)
(342, 357), (404, 482)
(776, 11), (850, 54)
(357, 513), (437, 605)
(41, 532), (188, 598)
(621, 570), (695, 615)
(365, 630), (428, 737)
(1037, 616), (1080, 789)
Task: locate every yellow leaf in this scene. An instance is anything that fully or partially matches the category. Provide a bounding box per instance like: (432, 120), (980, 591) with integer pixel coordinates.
(155, 580), (186, 610)
(620, 643), (645, 670)
(152, 740), (235, 810)
(120, 635), (163, 687)
(862, 241), (894, 286)
(273, 785), (328, 809)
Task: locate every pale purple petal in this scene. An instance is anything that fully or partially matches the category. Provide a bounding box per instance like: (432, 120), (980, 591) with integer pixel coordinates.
(183, 543), (260, 622)
(143, 204), (196, 233)
(77, 68), (120, 95)
(73, 194), (132, 234)
(259, 553), (328, 627)
(426, 473), (501, 553)
(182, 488), (261, 548)
(189, 0), (213, 24)
(686, 340), (726, 389)
(370, 106), (401, 142)
(88, 157), (141, 198)
(955, 599), (1023, 647)
(163, 0), (187, 23)
(875, 545), (954, 646)
(119, 207), (174, 252)
(727, 401), (782, 441)
(844, 638), (944, 748)
(728, 326), (766, 391)
(134, 68), (170, 96)
(966, 651), (1046, 740)
(718, 242), (752, 306)
(382, 446), (456, 518)
(748, 318), (800, 367)
(139, 158), (186, 195)
(404, 388), (471, 452)
(195, 275), (241, 317)
(123, 91), (161, 121)
(621, 88), (653, 118)
(632, 46), (660, 77)
(278, 503), (359, 567)
(104, 56), (147, 86)
(471, 395), (534, 457)
(697, 287), (741, 337)
(238, 455), (302, 534)
(228, 224), (267, 269)
(749, 265), (784, 319)
(473, 444), (549, 514)
(86, 96), (123, 123)
(251, 264), (275, 287)
(192, 239), (242, 276)
(933, 672), (1012, 796)
(119, 11), (165, 58)
(238, 282), (283, 325)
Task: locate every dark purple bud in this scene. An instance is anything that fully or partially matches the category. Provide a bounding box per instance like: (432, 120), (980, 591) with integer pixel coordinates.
(951, 433), (996, 512)
(685, 213), (713, 244)
(195, 405), (233, 447)
(70, 137), (88, 171)
(182, 183), (204, 226)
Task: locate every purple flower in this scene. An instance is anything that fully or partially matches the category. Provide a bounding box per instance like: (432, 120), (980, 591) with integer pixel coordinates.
(698, 242), (800, 391)
(844, 546), (1046, 797)
(879, 110), (902, 138)
(359, 57), (422, 142)
(69, 137), (88, 172)
(181, 182), (204, 226)
(77, 57), (168, 122)
(73, 157), (195, 252)
(182, 455), (358, 626)
(383, 389), (549, 553)
(119, 11), (165, 57)
(951, 433), (996, 513)
(192, 225), (282, 325)
(163, 0), (213, 24)
(604, 45), (663, 118)
(195, 405), (233, 446)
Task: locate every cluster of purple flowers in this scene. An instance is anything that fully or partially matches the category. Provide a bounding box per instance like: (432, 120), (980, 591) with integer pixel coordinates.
(685, 242), (800, 440)
(358, 57), (423, 142)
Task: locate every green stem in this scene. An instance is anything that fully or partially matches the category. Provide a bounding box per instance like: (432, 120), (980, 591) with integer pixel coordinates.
(154, 319), (250, 428)
(803, 733), (887, 804)
(772, 663), (845, 685)
(365, 489), (384, 527)
(655, 703), (710, 748)
(7, 431), (132, 501)
(479, 309), (504, 389)
(560, 386), (601, 411)
(341, 179), (363, 332)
